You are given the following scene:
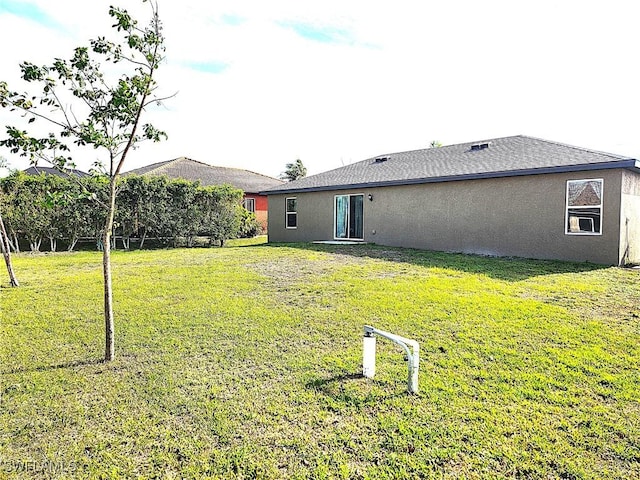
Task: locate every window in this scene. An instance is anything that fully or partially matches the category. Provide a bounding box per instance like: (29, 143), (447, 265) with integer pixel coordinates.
(243, 198), (255, 213)
(335, 194), (364, 240)
(566, 179), (603, 235)
(286, 197), (297, 229)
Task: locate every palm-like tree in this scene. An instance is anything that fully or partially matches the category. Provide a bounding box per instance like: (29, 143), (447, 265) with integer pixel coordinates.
(280, 159), (307, 181)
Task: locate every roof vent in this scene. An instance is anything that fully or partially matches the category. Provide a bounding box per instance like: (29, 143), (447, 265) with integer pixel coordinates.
(470, 142), (490, 151)
(374, 156), (389, 163)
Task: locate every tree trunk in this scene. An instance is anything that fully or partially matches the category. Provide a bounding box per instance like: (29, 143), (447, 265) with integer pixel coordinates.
(0, 212), (19, 287)
(12, 232), (20, 253)
(4, 231), (16, 252)
(30, 237), (42, 252)
(102, 178), (117, 362)
(67, 235), (78, 251)
(139, 229), (147, 249)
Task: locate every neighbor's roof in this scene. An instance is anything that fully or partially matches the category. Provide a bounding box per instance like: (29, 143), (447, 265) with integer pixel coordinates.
(125, 157), (284, 193)
(262, 135), (640, 194)
(23, 166), (90, 178)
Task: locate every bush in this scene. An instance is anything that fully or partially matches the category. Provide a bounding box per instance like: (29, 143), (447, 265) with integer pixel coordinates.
(238, 208), (262, 238)
(1, 173), (250, 250)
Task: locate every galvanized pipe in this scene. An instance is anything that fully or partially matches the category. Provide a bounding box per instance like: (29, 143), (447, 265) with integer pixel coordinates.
(363, 325), (420, 394)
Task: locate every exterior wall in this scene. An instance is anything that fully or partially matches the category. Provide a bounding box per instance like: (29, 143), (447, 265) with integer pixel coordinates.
(620, 170), (640, 265)
(244, 194), (269, 232)
(268, 169), (628, 265)
(268, 191), (334, 242)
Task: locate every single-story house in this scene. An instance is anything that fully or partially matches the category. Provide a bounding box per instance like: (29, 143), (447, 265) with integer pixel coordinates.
(125, 157), (284, 232)
(262, 135), (640, 265)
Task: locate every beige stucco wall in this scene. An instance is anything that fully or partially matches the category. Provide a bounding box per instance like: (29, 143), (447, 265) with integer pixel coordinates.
(268, 169), (628, 265)
(620, 170), (640, 265)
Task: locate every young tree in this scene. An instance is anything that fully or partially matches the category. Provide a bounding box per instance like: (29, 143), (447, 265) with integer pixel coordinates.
(0, 158), (19, 287)
(280, 158), (307, 181)
(0, 1), (167, 361)
(0, 211), (18, 287)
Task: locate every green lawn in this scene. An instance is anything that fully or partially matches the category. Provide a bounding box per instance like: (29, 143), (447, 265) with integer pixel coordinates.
(1, 243), (639, 479)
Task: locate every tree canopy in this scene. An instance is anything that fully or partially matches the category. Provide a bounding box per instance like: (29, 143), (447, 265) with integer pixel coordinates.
(0, 172), (258, 252)
(280, 159), (307, 181)
(0, 0), (167, 361)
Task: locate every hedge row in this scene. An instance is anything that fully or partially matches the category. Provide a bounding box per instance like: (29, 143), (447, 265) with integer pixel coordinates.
(0, 171), (260, 252)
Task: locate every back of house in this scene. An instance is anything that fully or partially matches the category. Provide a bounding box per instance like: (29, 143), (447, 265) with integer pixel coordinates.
(262, 135), (640, 265)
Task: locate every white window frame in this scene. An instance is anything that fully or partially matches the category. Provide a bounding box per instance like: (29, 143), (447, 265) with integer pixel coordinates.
(334, 193), (364, 240)
(565, 178), (603, 236)
(243, 197), (256, 213)
(285, 197), (297, 229)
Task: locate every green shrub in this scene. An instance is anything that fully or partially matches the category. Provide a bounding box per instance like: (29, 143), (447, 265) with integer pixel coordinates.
(237, 208), (262, 238)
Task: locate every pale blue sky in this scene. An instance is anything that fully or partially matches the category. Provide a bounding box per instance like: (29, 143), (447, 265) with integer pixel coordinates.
(0, 0), (56, 27)
(277, 21), (358, 46)
(1, 0), (639, 178)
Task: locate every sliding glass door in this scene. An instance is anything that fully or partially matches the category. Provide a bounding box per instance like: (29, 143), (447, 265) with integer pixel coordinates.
(334, 194), (364, 240)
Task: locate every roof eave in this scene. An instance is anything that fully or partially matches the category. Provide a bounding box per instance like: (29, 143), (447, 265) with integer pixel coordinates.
(262, 159), (639, 195)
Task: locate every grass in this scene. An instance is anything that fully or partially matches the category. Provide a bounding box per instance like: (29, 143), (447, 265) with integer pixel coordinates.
(1, 242), (639, 479)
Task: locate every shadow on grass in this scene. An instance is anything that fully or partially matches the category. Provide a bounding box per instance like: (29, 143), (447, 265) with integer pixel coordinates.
(2, 358), (103, 375)
(306, 373), (409, 405)
(265, 242), (608, 282)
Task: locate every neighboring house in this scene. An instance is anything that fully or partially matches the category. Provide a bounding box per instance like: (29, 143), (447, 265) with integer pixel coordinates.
(263, 135), (640, 265)
(125, 157), (284, 232)
(23, 166), (90, 177)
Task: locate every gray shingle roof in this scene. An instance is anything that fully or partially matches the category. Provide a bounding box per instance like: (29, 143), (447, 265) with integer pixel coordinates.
(263, 135), (639, 194)
(23, 166), (90, 178)
(125, 157), (284, 193)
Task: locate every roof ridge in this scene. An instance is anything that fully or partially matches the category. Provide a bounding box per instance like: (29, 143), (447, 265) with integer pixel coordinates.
(181, 160), (283, 181)
(155, 157), (192, 172)
(178, 157), (215, 168)
(125, 156), (283, 182)
(128, 157), (179, 174)
(368, 135), (633, 162)
(369, 135), (527, 159)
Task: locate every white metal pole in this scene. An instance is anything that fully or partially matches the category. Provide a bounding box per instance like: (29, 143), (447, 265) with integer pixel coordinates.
(408, 343), (419, 394)
(362, 332), (376, 378)
(363, 325), (420, 394)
